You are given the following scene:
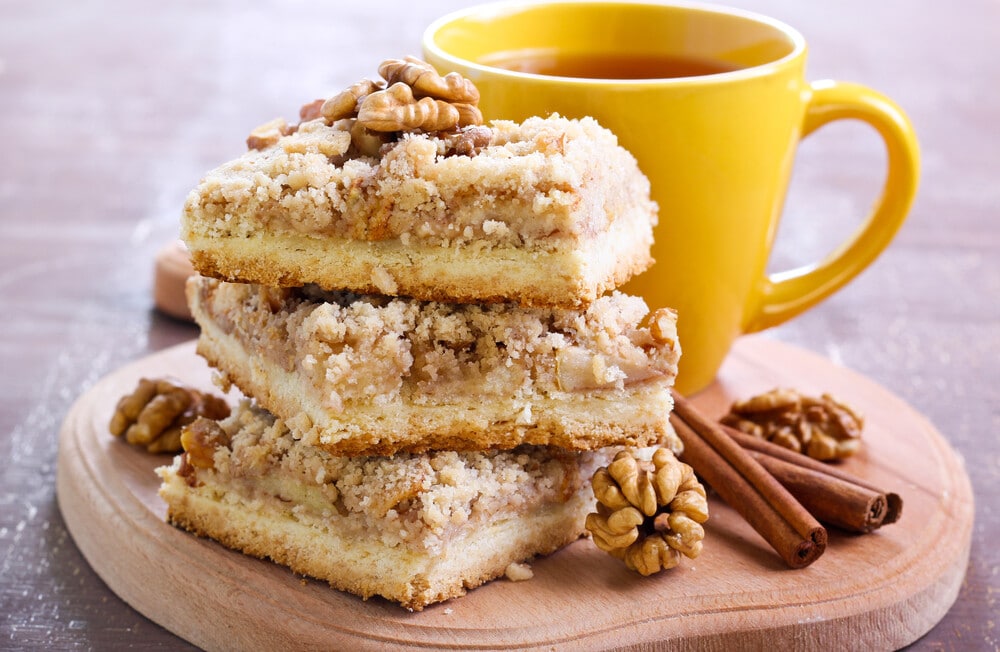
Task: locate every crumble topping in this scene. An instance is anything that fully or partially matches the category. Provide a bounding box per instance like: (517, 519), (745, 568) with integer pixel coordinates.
(182, 115), (655, 249)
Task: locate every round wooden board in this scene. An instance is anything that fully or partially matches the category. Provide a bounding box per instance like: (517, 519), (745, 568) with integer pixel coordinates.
(56, 336), (973, 651)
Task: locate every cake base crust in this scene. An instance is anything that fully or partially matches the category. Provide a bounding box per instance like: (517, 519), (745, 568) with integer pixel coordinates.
(185, 209), (651, 308)
(159, 467), (593, 611)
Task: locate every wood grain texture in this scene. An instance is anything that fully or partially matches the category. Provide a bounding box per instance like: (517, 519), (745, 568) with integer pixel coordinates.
(56, 337), (972, 651)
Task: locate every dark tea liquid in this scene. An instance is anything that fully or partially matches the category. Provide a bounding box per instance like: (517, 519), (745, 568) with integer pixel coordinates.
(481, 51), (741, 79)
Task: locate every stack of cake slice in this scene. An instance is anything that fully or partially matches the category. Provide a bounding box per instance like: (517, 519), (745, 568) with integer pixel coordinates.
(158, 60), (682, 611)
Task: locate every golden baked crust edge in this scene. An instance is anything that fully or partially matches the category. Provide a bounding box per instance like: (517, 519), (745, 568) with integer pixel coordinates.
(158, 466), (593, 611)
(184, 210), (653, 309)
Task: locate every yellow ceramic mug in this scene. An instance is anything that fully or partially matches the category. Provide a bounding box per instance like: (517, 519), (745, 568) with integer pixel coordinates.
(424, 1), (919, 394)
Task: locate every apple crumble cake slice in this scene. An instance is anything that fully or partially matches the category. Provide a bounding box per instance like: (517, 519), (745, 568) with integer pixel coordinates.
(187, 275), (683, 456)
(180, 114), (657, 308)
(157, 400), (615, 610)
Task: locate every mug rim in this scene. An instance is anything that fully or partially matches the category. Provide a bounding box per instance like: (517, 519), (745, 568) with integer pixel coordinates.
(423, 0), (807, 85)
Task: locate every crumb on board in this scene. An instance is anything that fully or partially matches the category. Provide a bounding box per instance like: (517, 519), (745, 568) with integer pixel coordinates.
(504, 561), (534, 582)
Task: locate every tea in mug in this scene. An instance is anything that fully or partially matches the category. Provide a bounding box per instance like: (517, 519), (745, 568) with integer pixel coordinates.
(479, 51), (741, 80)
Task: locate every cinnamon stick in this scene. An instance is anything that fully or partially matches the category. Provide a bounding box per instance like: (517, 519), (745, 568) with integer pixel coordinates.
(721, 425), (902, 529)
(669, 390), (827, 569)
(746, 451), (886, 532)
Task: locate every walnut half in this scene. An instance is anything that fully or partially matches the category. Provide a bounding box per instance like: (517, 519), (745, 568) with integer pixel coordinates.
(328, 57), (483, 142)
(720, 388), (863, 461)
(179, 416), (230, 470)
(357, 82), (480, 133)
(378, 56), (479, 104)
(248, 56), (486, 154)
(586, 448), (708, 576)
(109, 378), (230, 454)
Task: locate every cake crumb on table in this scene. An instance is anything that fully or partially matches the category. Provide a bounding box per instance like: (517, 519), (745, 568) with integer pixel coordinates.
(504, 561), (534, 582)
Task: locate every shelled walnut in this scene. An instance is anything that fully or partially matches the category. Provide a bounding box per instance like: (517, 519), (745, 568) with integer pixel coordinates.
(586, 448), (708, 576)
(358, 82), (479, 132)
(439, 125), (492, 157)
(246, 117), (294, 151)
(109, 378), (230, 454)
(249, 55), (487, 157)
(720, 388), (863, 461)
(179, 416), (230, 470)
(321, 79), (385, 123)
(378, 57), (479, 104)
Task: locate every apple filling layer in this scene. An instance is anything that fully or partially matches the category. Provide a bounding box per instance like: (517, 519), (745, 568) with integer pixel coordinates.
(188, 275), (682, 455)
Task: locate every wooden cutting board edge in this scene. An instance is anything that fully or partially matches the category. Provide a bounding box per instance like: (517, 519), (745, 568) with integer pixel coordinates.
(55, 337), (974, 651)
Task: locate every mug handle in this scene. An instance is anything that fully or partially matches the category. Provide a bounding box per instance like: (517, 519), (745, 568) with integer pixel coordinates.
(743, 80), (920, 333)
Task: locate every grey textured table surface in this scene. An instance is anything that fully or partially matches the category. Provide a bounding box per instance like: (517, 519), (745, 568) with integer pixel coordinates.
(2, 0), (997, 649)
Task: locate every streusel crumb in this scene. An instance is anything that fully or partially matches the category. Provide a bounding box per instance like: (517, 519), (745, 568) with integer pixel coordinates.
(183, 115), (652, 249)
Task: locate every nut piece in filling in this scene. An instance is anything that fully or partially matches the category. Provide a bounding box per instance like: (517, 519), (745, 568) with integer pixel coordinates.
(157, 401), (616, 610)
(187, 275), (683, 456)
